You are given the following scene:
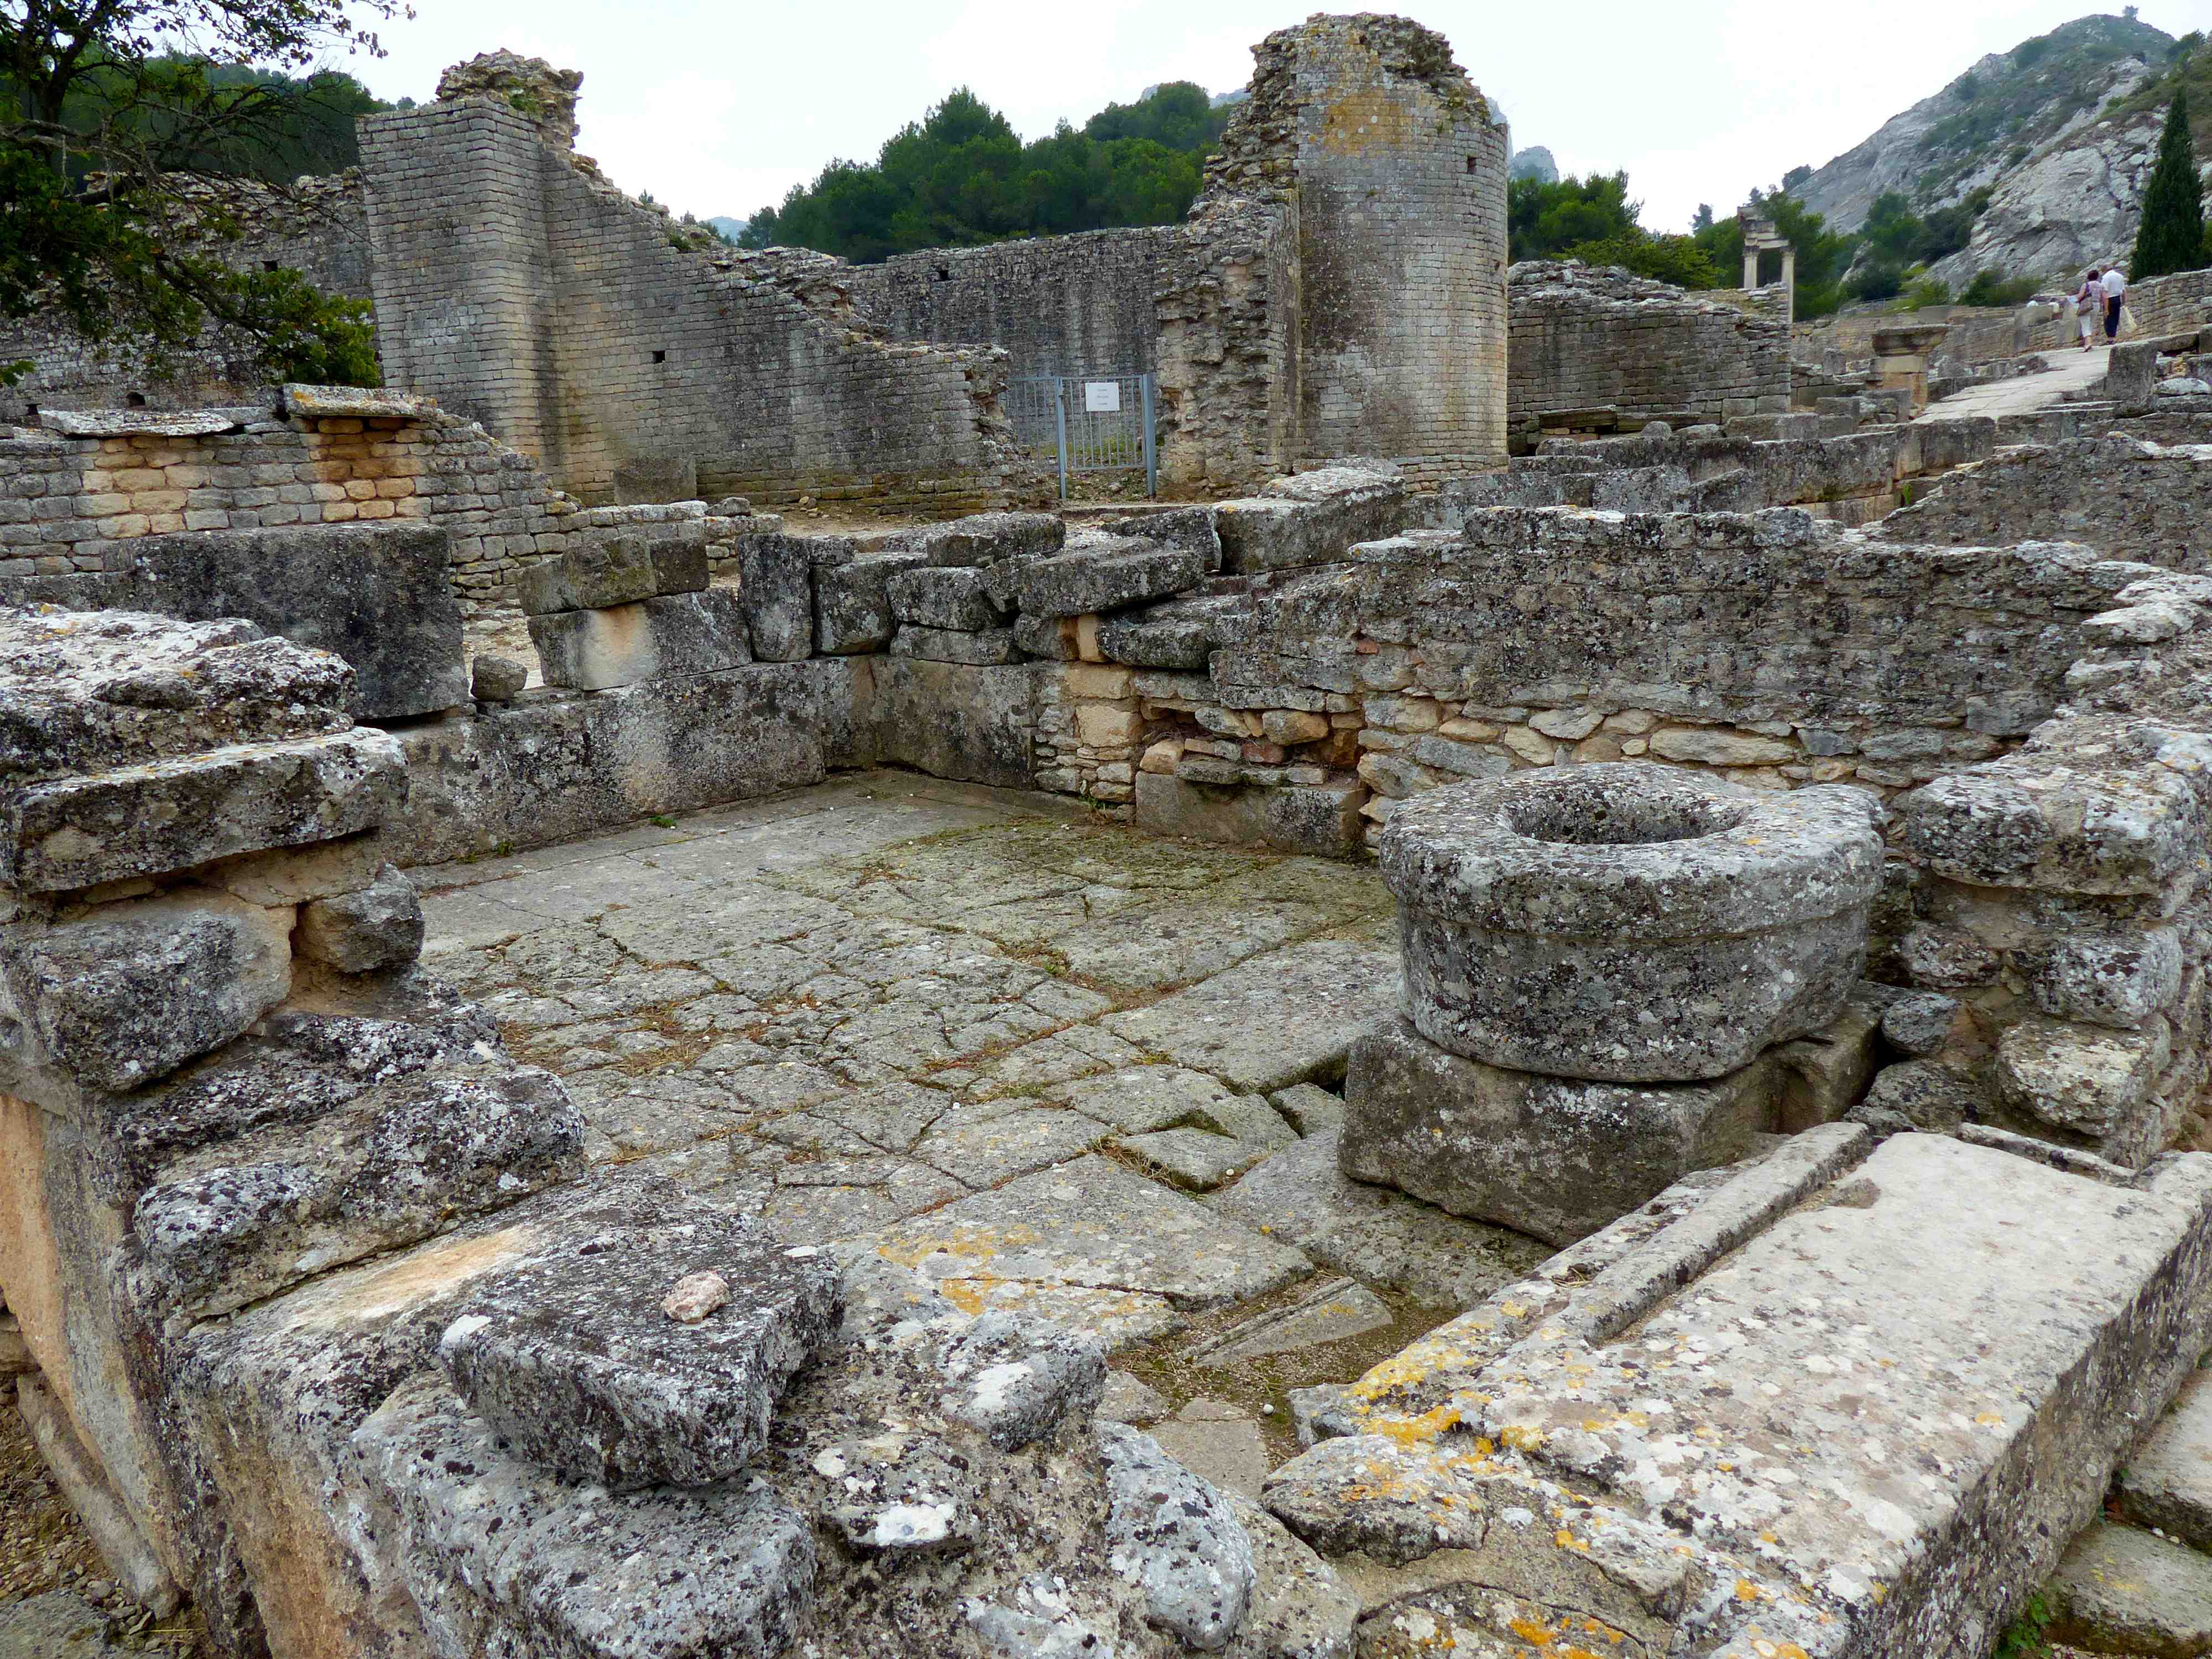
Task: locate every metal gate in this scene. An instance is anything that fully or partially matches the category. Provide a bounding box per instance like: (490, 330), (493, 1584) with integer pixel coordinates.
(1006, 372), (1157, 500)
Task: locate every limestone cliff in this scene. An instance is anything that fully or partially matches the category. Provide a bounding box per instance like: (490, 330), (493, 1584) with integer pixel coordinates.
(1794, 13), (2179, 281)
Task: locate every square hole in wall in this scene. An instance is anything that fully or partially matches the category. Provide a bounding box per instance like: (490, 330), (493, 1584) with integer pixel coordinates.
(1466, 156), (1479, 173)
(651, 350), (667, 363)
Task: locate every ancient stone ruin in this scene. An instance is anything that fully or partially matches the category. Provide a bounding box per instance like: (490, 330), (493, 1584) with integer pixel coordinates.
(14, 11), (2212, 1659)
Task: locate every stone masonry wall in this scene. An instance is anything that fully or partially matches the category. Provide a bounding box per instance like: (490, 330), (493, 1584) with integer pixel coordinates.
(1875, 434), (2212, 570)
(358, 95), (1040, 512)
(0, 174), (373, 418)
(0, 401), (576, 615)
(1507, 261), (1793, 425)
(1285, 15), (1508, 469)
(843, 230), (1172, 379)
(1117, 508), (2152, 861)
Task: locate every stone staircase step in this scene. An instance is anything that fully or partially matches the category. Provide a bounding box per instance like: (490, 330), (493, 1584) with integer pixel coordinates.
(2047, 1522), (2212, 1656)
(2118, 1364), (2212, 1550)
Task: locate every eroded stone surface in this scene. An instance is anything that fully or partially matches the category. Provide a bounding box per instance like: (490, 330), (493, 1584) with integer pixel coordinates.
(436, 1205), (842, 1489)
(1381, 766), (1884, 1081)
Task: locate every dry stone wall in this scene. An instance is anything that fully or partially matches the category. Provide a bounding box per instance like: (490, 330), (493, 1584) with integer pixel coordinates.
(358, 92), (1042, 512)
(1507, 261), (1792, 427)
(1876, 434), (2212, 569)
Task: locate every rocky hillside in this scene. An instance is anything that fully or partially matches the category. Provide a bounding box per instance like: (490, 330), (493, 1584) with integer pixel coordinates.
(1794, 12), (2181, 282)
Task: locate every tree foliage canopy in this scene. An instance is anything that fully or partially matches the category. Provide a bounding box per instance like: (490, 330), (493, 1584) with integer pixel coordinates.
(740, 82), (1221, 262)
(1, 0), (394, 387)
(2132, 85), (2205, 280)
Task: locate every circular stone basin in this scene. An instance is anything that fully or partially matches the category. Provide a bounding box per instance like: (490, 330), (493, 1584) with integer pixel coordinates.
(1379, 764), (1885, 1082)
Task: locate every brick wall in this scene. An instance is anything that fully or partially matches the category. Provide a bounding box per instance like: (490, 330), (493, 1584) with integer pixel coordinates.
(1507, 262), (1793, 424)
(357, 97), (1041, 512)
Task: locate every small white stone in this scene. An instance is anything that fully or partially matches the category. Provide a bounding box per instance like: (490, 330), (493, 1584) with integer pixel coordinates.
(662, 1270), (731, 1323)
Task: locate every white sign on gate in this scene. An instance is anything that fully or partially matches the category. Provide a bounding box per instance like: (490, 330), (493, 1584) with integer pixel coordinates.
(1084, 380), (1122, 414)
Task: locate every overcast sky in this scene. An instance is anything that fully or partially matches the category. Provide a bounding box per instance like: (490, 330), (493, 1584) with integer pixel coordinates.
(341, 1), (2212, 233)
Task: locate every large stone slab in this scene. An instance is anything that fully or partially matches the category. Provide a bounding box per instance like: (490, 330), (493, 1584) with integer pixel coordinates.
(2047, 1522), (2212, 1657)
(1015, 544), (1204, 617)
(514, 538), (707, 615)
(0, 609), (350, 785)
(0, 890), (292, 1098)
(2119, 1365), (2212, 1548)
(853, 1154), (1311, 1348)
(436, 1214), (842, 1490)
(528, 589), (752, 690)
(1102, 933), (1403, 1095)
(886, 565), (1008, 631)
(133, 1065), (586, 1318)
(1214, 1131), (1552, 1310)
(1268, 1134), (2212, 1657)
(5, 727), (405, 893)
(1215, 468), (1410, 575)
(1341, 1016), (1779, 1245)
(1135, 771), (1366, 858)
(813, 550), (927, 655)
(855, 658), (1036, 790)
(384, 662), (851, 867)
(356, 1371), (819, 1659)
(13, 524), (471, 720)
(737, 533), (816, 662)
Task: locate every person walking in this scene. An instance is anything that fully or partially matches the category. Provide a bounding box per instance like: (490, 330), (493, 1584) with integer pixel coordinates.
(2103, 263), (2129, 342)
(2075, 269), (2103, 349)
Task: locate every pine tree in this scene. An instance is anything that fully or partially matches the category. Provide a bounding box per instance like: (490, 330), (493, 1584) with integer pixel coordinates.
(2132, 86), (2205, 281)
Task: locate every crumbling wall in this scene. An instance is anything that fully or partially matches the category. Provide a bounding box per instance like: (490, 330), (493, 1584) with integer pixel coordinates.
(844, 230), (1171, 378)
(0, 395), (576, 615)
(1875, 434), (2212, 568)
(1154, 194), (1301, 489)
(358, 92), (1041, 512)
(0, 174), (372, 417)
(1507, 260), (1792, 426)
(1279, 15), (1507, 472)
(1451, 418), (1997, 526)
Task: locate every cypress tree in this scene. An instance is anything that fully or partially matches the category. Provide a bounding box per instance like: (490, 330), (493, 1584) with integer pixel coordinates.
(2132, 85), (2205, 280)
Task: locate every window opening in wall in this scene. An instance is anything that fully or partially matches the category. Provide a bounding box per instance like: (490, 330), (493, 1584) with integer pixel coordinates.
(936, 267), (951, 281)
(262, 260), (280, 272)
(651, 350), (667, 364)
(1467, 156), (1478, 173)
(127, 392), (148, 407)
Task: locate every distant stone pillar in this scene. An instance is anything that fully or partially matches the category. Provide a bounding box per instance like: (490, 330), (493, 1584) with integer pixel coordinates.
(1780, 248), (1797, 325)
(1743, 247), (1760, 291)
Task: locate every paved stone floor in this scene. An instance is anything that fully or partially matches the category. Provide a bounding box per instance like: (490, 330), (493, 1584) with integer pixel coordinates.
(1921, 342), (2112, 422)
(413, 768), (1552, 1478)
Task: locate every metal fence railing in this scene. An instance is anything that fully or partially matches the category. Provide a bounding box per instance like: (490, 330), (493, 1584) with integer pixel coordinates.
(1006, 372), (1157, 499)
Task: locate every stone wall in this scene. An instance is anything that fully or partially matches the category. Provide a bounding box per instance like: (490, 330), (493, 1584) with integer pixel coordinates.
(820, 14), (1510, 494)
(357, 93), (1042, 512)
(1450, 418), (1997, 526)
(0, 174), (372, 418)
(1875, 433), (2212, 568)
(843, 231), (1171, 379)
(1507, 261), (1792, 426)
(0, 394), (576, 615)
(1279, 15), (1508, 469)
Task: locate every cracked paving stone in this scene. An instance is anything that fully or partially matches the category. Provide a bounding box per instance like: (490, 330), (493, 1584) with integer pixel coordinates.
(1212, 1130), (1551, 1310)
(1048, 1065), (1274, 1135)
(1102, 933), (1405, 1094)
(1120, 1128), (1270, 1192)
(851, 1154), (1311, 1349)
